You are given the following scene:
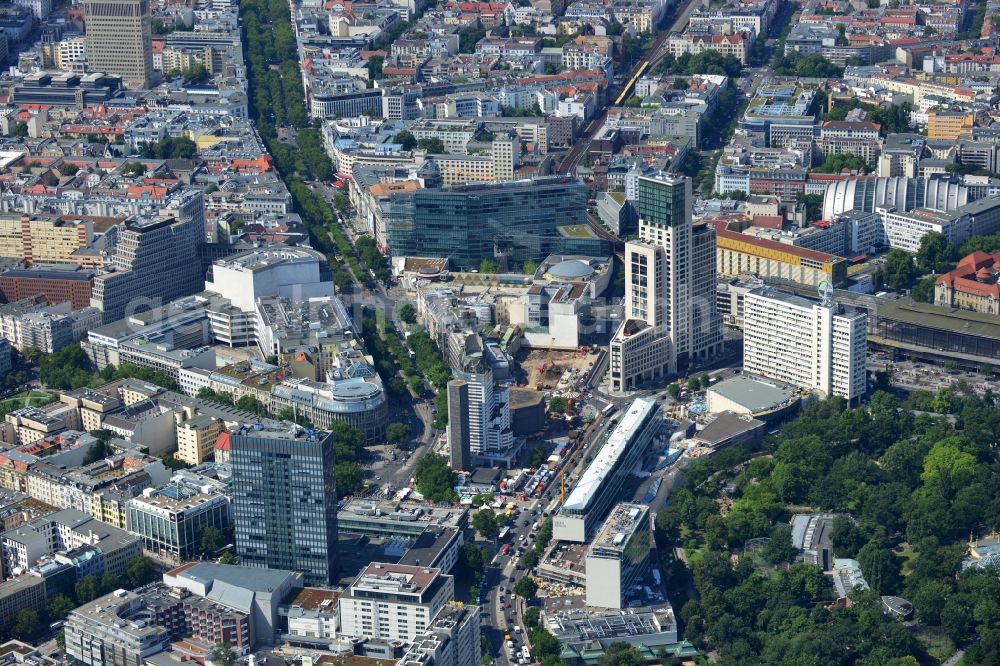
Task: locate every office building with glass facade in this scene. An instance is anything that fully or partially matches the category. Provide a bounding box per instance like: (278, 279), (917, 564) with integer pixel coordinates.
(383, 177), (602, 269)
(126, 480), (231, 563)
(230, 424), (338, 586)
(586, 503), (652, 609)
(553, 398), (660, 543)
(610, 174), (722, 391)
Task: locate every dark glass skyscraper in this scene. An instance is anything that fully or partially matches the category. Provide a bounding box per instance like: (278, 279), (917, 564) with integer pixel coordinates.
(384, 176), (602, 269)
(230, 423), (338, 585)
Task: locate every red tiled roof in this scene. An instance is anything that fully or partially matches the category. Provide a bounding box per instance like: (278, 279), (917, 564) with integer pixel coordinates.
(752, 215), (783, 229)
(935, 251), (1000, 300)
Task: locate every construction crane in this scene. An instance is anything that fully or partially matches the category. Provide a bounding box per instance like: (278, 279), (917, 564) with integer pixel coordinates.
(559, 420), (589, 506)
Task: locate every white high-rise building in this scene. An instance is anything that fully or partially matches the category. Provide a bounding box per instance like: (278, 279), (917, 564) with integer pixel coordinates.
(609, 174), (722, 392)
(340, 563), (455, 642)
(491, 134), (520, 181)
(585, 503), (651, 609)
(743, 287), (867, 403)
(451, 366), (514, 462)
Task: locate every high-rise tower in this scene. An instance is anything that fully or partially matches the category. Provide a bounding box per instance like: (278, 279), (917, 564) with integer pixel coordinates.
(84, 0), (153, 89)
(230, 423), (338, 585)
(609, 174), (722, 392)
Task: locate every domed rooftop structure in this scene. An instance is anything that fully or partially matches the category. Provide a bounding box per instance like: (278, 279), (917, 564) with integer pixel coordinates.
(545, 259), (595, 281)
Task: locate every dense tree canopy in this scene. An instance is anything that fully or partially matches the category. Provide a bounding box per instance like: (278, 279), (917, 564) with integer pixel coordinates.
(814, 152), (869, 174)
(656, 389), (1000, 663)
(825, 99), (913, 136)
(414, 453), (457, 502)
(397, 303), (417, 324)
(773, 51), (843, 78)
(671, 50), (743, 77)
(959, 230), (1000, 256)
(878, 249), (919, 290)
(916, 231), (957, 273)
(472, 508), (501, 539)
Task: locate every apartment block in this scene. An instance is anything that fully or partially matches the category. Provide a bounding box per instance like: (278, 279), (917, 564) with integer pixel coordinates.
(1, 508), (141, 579)
(231, 424), (338, 586)
(91, 190), (205, 323)
(64, 589), (172, 666)
(743, 288), (867, 403)
(396, 604), (481, 666)
(175, 414), (224, 465)
(340, 563), (455, 642)
(0, 214), (93, 265)
(554, 398), (660, 543)
(927, 110), (974, 141)
(126, 479), (231, 563)
(0, 265), (95, 310)
(0, 575), (46, 634)
(610, 174), (721, 391)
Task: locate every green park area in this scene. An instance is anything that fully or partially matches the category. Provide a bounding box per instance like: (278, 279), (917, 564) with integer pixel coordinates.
(0, 391), (57, 418)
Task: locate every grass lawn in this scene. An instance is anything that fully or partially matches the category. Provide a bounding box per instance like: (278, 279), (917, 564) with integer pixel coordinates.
(0, 391), (57, 415)
(559, 224), (595, 238)
(685, 547), (709, 567)
(913, 626), (956, 664)
(897, 542), (918, 575)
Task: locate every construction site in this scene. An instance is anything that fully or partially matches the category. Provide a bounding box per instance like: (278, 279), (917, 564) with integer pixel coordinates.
(519, 345), (602, 391)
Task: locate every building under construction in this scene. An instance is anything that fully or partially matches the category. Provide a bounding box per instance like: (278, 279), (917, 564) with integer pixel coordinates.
(552, 397), (661, 543)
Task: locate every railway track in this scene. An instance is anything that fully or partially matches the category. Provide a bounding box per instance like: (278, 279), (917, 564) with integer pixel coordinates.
(557, 0), (703, 174)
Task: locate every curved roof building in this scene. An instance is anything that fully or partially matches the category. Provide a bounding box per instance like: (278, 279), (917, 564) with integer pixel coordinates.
(545, 258), (596, 281)
(271, 375), (388, 443)
(822, 177), (969, 220)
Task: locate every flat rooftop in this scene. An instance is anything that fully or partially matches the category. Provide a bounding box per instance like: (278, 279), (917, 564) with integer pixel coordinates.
(548, 541), (588, 569)
(694, 412), (765, 447)
(354, 562), (440, 594)
(397, 527), (458, 568)
(230, 422), (329, 442)
(562, 397), (657, 513)
(590, 503), (649, 553)
(749, 286), (824, 310)
(69, 589), (167, 639)
(132, 482), (225, 511)
(559, 224), (597, 239)
(213, 247), (325, 272)
(875, 300), (1000, 339)
(284, 586), (340, 612)
(708, 375), (798, 413)
(338, 499), (467, 530)
(546, 604), (677, 643)
(167, 561), (297, 593)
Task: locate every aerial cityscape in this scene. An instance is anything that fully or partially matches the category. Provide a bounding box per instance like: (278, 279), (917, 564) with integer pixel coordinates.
(0, 0), (997, 664)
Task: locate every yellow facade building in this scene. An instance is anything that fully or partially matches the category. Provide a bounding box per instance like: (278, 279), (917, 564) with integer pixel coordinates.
(0, 214), (93, 265)
(927, 110), (974, 141)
